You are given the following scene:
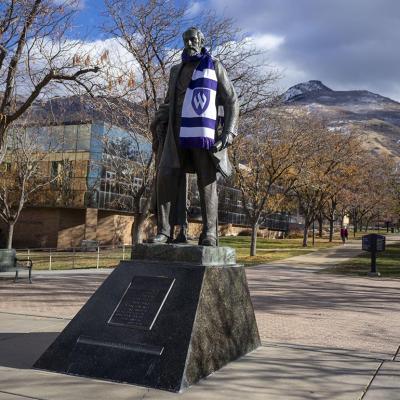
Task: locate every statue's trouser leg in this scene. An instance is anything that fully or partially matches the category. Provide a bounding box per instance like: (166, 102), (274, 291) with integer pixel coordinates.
(156, 169), (186, 238)
(174, 173), (188, 228)
(170, 172), (188, 238)
(190, 148), (218, 239)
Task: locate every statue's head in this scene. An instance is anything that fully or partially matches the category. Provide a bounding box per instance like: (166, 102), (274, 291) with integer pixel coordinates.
(182, 27), (205, 56)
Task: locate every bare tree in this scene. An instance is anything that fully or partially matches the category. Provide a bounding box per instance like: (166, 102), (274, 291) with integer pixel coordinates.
(231, 110), (310, 256)
(99, 0), (189, 243)
(345, 153), (396, 237)
(320, 130), (365, 241)
(0, 0), (99, 160)
(200, 12), (279, 115)
(291, 123), (368, 247)
(100, 109), (155, 244)
(101, 0), (280, 243)
(0, 119), (60, 248)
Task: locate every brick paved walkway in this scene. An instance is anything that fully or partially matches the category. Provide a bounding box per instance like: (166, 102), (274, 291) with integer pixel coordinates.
(0, 238), (399, 399)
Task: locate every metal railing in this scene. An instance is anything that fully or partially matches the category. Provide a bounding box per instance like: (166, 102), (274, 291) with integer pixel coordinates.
(15, 244), (133, 271)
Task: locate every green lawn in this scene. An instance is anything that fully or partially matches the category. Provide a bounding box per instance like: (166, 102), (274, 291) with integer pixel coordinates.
(219, 236), (341, 249)
(321, 242), (400, 277)
(219, 236), (341, 266)
(349, 229), (399, 240)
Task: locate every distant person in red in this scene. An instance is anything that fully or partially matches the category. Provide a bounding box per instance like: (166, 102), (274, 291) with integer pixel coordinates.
(340, 226), (348, 243)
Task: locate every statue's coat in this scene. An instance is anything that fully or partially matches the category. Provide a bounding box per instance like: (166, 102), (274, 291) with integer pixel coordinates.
(154, 58), (239, 177)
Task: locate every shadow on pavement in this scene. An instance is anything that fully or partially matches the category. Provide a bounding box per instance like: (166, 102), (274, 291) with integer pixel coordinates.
(0, 332), (59, 369)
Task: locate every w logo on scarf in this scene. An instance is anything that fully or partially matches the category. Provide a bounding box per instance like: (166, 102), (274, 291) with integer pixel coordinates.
(192, 89), (211, 115)
(180, 48), (218, 150)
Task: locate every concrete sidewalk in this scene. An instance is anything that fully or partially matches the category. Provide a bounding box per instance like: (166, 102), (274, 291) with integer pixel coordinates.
(1, 239), (399, 399)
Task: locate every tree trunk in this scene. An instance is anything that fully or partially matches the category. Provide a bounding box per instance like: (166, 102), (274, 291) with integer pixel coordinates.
(328, 217), (334, 242)
(0, 124), (7, 165)
(131, 213), (145, 245)
(7, 223), (14, 249)
(318, 215), (323, 238)
(302, 220), (309, 247)
(250, 222), (258, 256)
(131, 193), (152, 245)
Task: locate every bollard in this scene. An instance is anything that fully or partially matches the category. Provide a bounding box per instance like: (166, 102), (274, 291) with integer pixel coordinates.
(369, 250), (379, 276)
(96, 246), (100, 269)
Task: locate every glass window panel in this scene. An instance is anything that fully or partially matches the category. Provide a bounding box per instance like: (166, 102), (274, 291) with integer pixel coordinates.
(77, 124), (91, 150)
(64, 125), (77, 150)
(44, 126), (64, 150)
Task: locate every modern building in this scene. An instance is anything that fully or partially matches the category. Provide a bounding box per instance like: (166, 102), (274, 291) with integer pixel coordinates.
(1, 121), (149, 248)
(0, 96), (151, 249)
(0, 95), (289, 249)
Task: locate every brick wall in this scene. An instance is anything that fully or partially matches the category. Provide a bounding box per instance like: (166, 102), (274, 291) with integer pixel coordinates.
(4, 208), (60, 248)
(57, 209), (86, 248)
(97, 210), (133, 245)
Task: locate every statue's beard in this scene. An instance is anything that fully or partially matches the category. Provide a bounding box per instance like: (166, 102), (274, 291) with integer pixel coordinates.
(181, 47), (204, 63)
(185, 47), (200, 56)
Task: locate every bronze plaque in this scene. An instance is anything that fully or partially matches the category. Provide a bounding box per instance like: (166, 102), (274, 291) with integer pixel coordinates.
(108, 275), (175, 330)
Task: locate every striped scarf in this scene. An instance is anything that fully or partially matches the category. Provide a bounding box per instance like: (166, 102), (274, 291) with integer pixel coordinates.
(179, 48), (217, 150)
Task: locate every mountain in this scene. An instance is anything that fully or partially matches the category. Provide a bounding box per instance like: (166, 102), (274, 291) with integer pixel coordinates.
(282, 80), (400, 160)
(283, 80), (333, 102)
(30, 95), (144, 131)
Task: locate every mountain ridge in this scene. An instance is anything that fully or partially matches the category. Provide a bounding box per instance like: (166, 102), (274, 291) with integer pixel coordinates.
(281, 80), (400, 161)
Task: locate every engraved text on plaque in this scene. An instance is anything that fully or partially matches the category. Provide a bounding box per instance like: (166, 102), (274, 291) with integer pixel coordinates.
(108, 275), (175, 330)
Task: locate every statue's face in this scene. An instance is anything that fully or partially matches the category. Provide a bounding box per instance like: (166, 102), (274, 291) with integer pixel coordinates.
(183, 29), (202, 56)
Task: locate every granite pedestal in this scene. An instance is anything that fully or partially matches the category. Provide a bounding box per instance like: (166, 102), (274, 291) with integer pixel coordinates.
(34, 244), (260, 392)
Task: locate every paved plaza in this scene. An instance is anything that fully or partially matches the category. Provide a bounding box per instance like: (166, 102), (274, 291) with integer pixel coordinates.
(0, 239), (399, 399)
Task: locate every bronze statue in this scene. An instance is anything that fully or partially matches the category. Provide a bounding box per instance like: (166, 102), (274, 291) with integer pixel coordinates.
(150, 27), (239, 246)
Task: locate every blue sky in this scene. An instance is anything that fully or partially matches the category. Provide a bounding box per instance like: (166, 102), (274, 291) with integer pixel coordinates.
(71, 0), (400, 101)
(71, 0), (107, 40)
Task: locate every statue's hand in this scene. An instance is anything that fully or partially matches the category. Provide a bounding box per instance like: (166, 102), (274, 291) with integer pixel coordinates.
(211, 132), (234, 153)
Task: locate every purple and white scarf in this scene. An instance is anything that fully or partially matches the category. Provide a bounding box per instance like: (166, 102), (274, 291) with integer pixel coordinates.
(179, 48), (218, 150)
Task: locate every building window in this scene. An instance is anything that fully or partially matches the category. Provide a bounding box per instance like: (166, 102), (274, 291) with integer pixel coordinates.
(64, 125), (78, 151)
(51, 160), (73, 180)
(105, 171), (116, 180)
(133, 177), (143, 189)
(51, 161), (62, 179)
(76, 124), (91, 151)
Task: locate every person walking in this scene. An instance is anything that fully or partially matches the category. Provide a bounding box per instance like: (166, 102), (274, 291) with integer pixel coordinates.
(340, 227), (346, 244)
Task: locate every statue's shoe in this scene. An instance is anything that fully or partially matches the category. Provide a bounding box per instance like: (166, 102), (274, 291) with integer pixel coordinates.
(149, 233), (169, 244)
(201, 236), (217, 247)
(172, 232), (188, 244)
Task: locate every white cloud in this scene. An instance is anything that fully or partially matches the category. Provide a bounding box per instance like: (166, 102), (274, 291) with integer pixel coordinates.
(18, 36), (140, 99)
(186, 1), (203, 17)
(205, 0), (400, 101)
(249, 34), (285, 51)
